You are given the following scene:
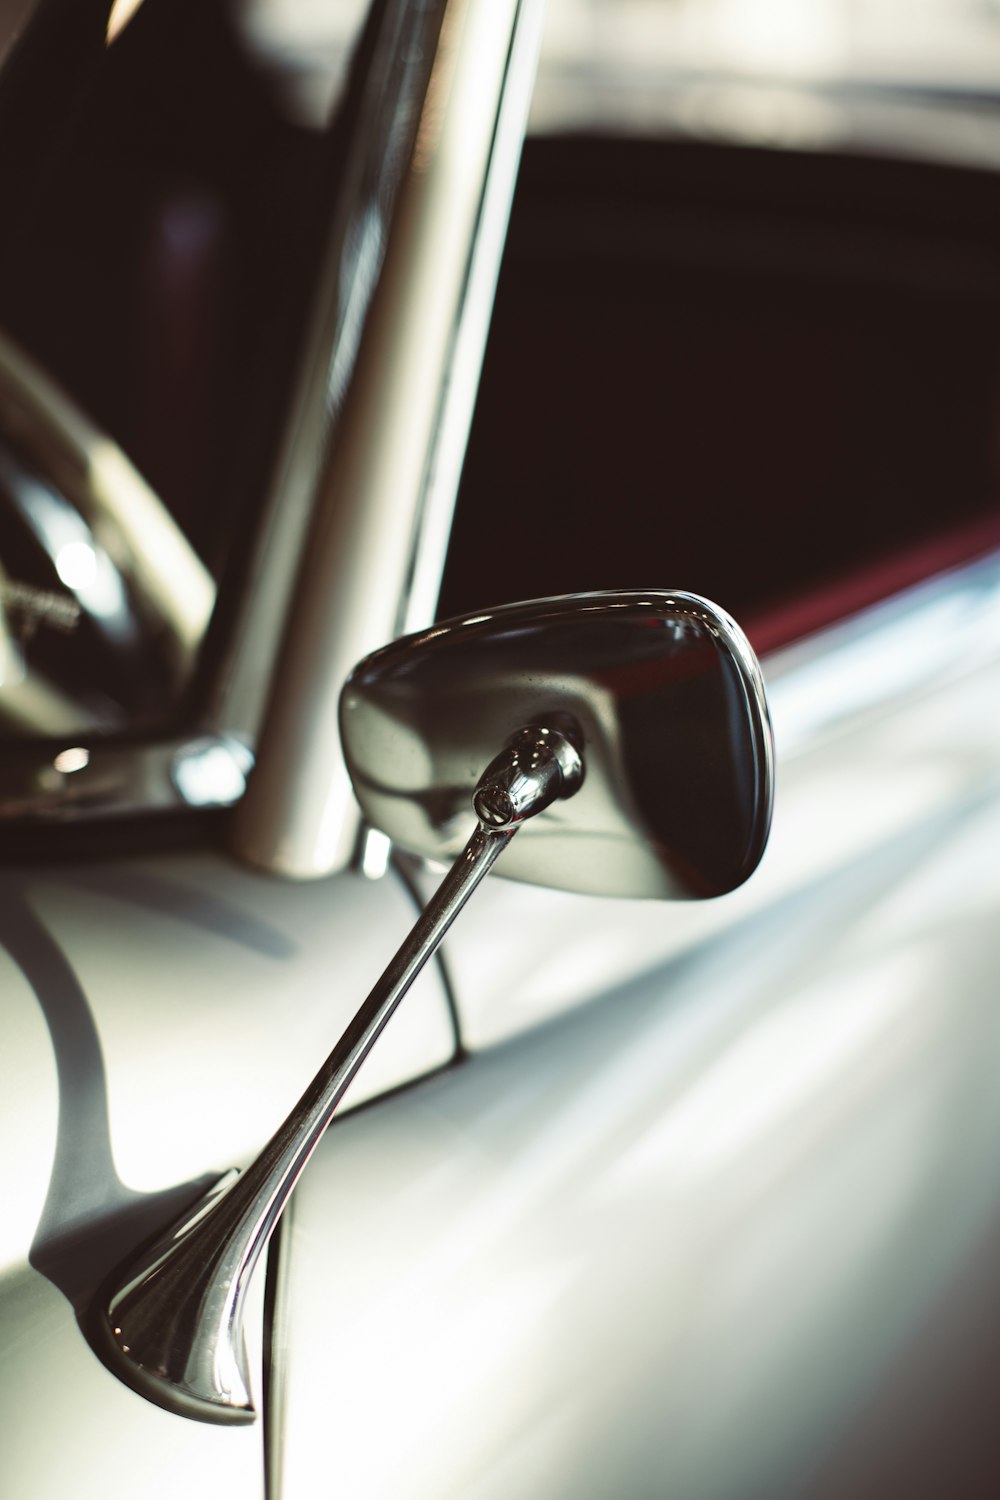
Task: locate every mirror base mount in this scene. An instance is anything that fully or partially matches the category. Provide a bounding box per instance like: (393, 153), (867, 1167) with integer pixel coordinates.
(94, 723), (583, 1424)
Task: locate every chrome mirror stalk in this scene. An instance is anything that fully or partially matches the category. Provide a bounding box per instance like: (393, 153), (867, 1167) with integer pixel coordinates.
(96, 588), (773, 1426)
(95, 724), (584, 1425)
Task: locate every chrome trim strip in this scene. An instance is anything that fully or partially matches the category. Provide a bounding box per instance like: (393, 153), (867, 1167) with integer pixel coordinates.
(207, 0), (452, 746)
(230, 0), (542, 879)
(401, 0), (547, 637)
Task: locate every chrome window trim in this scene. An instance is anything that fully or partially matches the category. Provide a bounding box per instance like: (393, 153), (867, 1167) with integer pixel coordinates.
(230, 0), (547, 878)
(205, 0), (456, 747)
(400, 0), (548, 639)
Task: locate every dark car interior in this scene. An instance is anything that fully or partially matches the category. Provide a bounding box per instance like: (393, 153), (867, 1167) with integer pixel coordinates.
(1, 0), (999, 725)
(439, 134), (1000, 651)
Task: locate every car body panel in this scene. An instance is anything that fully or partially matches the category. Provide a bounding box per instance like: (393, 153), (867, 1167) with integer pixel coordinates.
(273, 585), (1000, 1495)
(409, 557), (1000, 1048)
(0, 1264), (267, 1500)
(0, 855), (455, 1489)
(2, 1), (1000, 1493)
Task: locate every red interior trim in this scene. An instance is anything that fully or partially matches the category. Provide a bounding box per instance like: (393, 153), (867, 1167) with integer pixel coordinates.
(744, 514), (1000, 656)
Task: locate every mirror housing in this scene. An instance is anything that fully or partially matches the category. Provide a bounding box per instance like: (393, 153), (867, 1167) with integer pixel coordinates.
(341, 590), (773, 899)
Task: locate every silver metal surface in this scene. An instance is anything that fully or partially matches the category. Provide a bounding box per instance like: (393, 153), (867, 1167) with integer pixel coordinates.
(764, 548), (1000, 756)
(230, 0), (543, 879)
(209, 0), (453, 749)
(98, 722), (579, 1422)
(342, 590), (774, 900)
(473, 724), (583, 828)
(400, 0), (548, 637)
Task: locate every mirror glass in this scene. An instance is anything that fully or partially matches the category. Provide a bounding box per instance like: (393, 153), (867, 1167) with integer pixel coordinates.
(341, 590), (774, 900)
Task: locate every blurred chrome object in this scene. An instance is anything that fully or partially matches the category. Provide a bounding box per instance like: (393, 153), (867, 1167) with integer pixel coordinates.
(230, 0), (547, 878)
(0, 331), (214, 735)
(342, 590), (774, 898)
(0, 0), (543, 842)
(97, 589), (772, 1422)
(0, 734), (252, 821)
(473, 724), (584, 828)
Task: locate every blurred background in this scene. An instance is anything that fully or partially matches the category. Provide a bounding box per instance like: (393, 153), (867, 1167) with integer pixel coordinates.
(439, 0), (1000, 645)
(0, 0), (998, 713)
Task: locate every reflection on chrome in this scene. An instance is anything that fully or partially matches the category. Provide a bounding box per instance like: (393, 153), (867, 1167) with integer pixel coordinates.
(360, 827), (393, 881)
(171, 738), (254, 809)
(342, 590), (773, 900)
(106, 0), (146, 47)
(53, 540), (96, 592)
(15, 477), (131, 633)
(52, 747), (90, 775)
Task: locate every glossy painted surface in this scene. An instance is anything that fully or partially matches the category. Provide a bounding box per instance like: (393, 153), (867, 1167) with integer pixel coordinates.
(0, 1263), (265, 1500)
(99, 820), (516, 1427)
(0, 854), (454, 1492)
(429, 554), (1000, 1046)
(1, 3), (997, 1495)
(342, 591), (773, 899)
(276, 788), (1000, 1498)
(274, 553), (1000, 1499)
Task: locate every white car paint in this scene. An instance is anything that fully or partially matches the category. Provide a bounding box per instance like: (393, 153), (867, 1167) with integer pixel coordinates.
(273, 556), (1000, 1496)
(0, 859), (453, 1498)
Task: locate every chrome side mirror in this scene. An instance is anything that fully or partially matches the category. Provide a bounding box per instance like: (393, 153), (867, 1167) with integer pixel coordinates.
(95, 591), (773, 1424)
(342, 590), (772, 899)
